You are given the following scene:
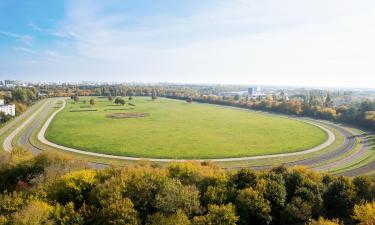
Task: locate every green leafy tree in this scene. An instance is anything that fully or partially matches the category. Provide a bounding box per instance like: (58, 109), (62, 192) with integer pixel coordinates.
(98, 196), (140, 225)
(353, 176), (375, 202)
(53, 202), (84, 225)
(151, 91), (157, 100)
(323, 177), (356, 218)
(186, 97), (193, 103)
(89, 98), (95, 106)
(229, 169), (257, 190)
(147, 210), (190, 225)
(155, 179), (201, 217)
(235, 188), (272, 225)
(193, 204), (238, 225)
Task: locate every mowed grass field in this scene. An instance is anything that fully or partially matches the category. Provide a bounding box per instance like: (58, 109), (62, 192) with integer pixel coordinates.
(45, 97), (328, 159)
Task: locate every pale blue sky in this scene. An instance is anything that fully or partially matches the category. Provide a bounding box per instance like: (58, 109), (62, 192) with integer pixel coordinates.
(1, 0), (375, 87)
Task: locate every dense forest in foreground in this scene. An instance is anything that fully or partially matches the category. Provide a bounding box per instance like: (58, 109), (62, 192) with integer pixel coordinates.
(0, 149), (375, 225)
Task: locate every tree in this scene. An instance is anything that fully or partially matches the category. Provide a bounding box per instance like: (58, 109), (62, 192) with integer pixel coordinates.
(324, 93), (332, 107)
(89, 98), (95, 106)
(256, 173), (287, 219)
(353, 176), (375, 202)
(364, 111), (375, 129)
(234, 94), (240, 101)
(229, 169), (257, 190)
(12, 88), (28, 103)
(186, 97), (193, 103)
(53, 202), (84, 225)
(235, 188), (272, 225)
(193, 204), (238, 225)
(202, 185), (229, 206)
(306, 217), (343, 225)
(0, 112), (11, 123)
(129, 96), (133, 101)
(49, 169), (97, 207)
(323, 177), (355, 217)
(114, 97), (125, 105)
(352, 201), (375, 225)
(98, 196), (140, 225)
(155, 179), (201, 217)
(147, 210), (190, 225)
(0, 191), (25, 216)
(10, 200), (54, 225)
(108, 95), (113, 101)
(73, 95), (80, 102)
(151, 91), (157, 100)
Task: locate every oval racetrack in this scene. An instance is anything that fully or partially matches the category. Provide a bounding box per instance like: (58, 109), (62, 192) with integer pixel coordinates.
(2, 98), (374, 176)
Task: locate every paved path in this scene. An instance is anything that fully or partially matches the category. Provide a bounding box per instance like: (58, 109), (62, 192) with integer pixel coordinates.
(3, 98), (374, 175)
(3, 100), (47, 152)
(0, 100), (45, 137)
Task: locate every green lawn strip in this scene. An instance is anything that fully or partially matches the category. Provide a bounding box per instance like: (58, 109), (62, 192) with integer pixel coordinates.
(309, 128), (363, 169)
(326, 130), (375, 173)
(46, 97), (327, 159)
(329, 134), (375, 174)
(331, 152), (375, 175)
(0, 100), (46, 153)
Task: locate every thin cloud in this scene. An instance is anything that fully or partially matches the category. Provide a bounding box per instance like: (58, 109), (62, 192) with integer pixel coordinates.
(1, 31), (33, 46)
(14, 47), (37, 54)
(28, 23), (43, 32)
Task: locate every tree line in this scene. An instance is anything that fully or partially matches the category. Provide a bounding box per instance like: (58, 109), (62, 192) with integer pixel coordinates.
(0, 149), (375, 225)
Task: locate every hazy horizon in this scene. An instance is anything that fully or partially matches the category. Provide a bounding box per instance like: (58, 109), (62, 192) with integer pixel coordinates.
(1, 0), (375, 88)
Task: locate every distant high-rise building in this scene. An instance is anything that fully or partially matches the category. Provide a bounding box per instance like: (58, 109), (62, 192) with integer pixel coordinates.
(248, 86), (264, 97)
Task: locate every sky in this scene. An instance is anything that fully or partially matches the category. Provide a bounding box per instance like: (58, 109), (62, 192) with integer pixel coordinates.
(0, 0), (375, 88)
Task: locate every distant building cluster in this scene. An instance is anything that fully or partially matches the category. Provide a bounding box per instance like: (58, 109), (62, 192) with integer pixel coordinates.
(0, 80), (27, 88)
(0, 99), (16, 116)
(248, 86), (266, 98)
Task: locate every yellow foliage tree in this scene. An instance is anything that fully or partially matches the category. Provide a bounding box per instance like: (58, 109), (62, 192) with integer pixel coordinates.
(352, 201), (375, 225)
(306, 217), (342, 225)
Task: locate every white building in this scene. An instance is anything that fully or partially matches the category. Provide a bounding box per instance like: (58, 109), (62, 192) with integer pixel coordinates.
(248, 86), (266, 98)
(0, 100), (15, 116)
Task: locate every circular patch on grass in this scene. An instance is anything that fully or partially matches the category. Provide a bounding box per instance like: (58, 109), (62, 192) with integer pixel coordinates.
(107, 112), (150, 119)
